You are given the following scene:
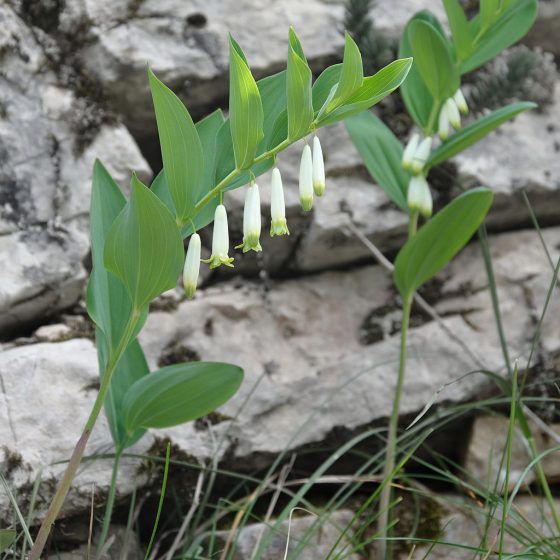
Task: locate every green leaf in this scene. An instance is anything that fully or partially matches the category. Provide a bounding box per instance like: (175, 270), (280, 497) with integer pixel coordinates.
(399, 11), (446, 130)
(148, 68), (203, 223)
(461, 0), (538, 73)
(316, 58), (412, 127)
(427, 101), (536, 168)
(480, 0), (500, 33)
(152, 109), (225, 238)
(97, 328), (149, 449)
(442, 0), (473, 61)
(394, 188), (493, 296)
(123, 362), (244, 432)
(345, 111), (408, 211)
(229, 35), (264, 169)
(86, 161), (148, 354)
(259, 70), (288, 148)
(324, 33), (363, 114)
(267, 109), (288, 150)
(312, 64), (342, 113)
(104, 174), (184, 310)
(0, 529), (16, 552)
(408, 19), (460, 101)
(286, 28), (313, 140)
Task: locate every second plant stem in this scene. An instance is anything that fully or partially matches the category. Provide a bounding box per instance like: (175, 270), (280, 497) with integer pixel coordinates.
(96, 447), (124, 556)
(377, 211), (417, 560)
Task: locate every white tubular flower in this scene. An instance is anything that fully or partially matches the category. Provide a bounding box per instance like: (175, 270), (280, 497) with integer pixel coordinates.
(438, 104), (450, 141)
(183, 233), (201, 299)
(202, 204), (234, 268)
(270, 167), (289, 237)
(312, 135), (326, 196)
(299, 143), (314, 211)
(402, 133), (420, 171)
(445, 97), (461, 130)
(407, 175), (433, 218)
(411, 136), (432, 175)
(454, 88), (468, 115)
(235, 183), (262, 253)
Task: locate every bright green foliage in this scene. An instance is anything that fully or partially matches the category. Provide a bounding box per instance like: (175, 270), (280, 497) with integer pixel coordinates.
(0, 529), (16, 552)
(394, 188), (494, 297)
(442, 0), (472, 61)
(461, 0), (537, 73)
(324, 32), (364, 114)
(87, 161), (136, 354)
(398, 1), (536, 133)
(345, 111), (408, 210)
(229, 36), (265, 169)
(399, 11), (446, 131)
(316, 58), (412, 127)
(408, 19), (459, 101)
(104, 174), (184, 311)
(428, 101), (536, 167)
(148, 68), (204, 224)
(152, 109), (225, 238)
(98, 333), (149, 449)
(287, 27), (314, 140)
(82, 26), (414, 520)
(122, 362), (244, 432)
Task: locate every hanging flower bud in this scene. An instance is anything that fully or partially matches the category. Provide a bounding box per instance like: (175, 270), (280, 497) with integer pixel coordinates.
(438, 104), (450, 141)
(445, 97), (461, 130)
(235, 183), (262, 253)
(202, 204), (234, 268)
(402, 133), (420, 171)
(270, 167), (289, 237)
(407, 175), (433, 218)
(411, 136), (432, 175)
(453, 88), (468, 115)
(299, 143), (314, 211)
(312, 136), (326, 196)
(183, 233), (201, 299)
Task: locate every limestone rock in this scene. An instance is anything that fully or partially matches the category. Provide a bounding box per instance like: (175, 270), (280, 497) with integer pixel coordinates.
(426, 495), (560, 559)
(0, 338), (216, 523)
(210, 510), (360, 560)
(140, 227), (560, 465)
(76, 0), (346, 140)
(0, 4), (151, 332)
(464, 415), (560, 492)
(0, 340), (143, 522)
(454, 87), (560, 231)
(0, 226), (89, 334)
(524, 0), (560, 57)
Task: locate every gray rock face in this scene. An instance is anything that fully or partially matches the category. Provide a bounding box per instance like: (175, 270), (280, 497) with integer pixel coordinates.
(525, 0), (560, 56)
(454, 87), (560, 231)
(0, 339), (144, 520)
(4, 226), (558, 522)
(0, 4), (151, 333)
(75, 0), (346, 141)
(427, 496), (560, 560)
(0, 337), (214, 522)
(211, 510), (360, 560)
(463, 415), (560, 492)
(140, 227), (560, 464)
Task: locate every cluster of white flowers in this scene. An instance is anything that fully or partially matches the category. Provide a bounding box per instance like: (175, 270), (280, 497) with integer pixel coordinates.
(183, 135), (326, 298)
(438, 89), (468, 140)
(402, 87), (468, 219)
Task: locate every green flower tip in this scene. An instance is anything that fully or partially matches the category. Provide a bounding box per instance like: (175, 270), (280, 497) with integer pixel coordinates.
(300, 196), (313, 212)
(202, 254), (235, 269)
(270, 218), (290, 237)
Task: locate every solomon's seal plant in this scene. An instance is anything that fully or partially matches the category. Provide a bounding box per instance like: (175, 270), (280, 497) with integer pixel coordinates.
(345, 0), (538, 556)
(29, 27), (413, 559)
